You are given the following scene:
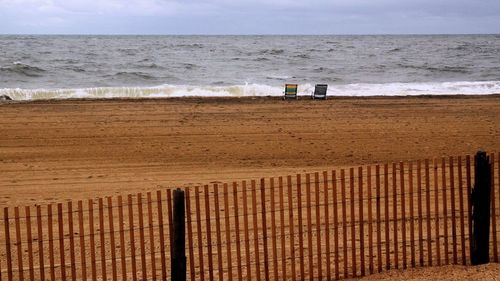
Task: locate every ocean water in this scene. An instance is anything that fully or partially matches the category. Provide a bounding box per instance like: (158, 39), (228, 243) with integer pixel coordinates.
(0, 35), (499, 100)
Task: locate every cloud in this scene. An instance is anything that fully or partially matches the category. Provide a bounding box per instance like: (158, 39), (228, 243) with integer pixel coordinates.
(0, 0), (499, 34)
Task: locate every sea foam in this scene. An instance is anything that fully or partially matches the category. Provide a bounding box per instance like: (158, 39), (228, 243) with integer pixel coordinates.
(1, 81), (499, 101)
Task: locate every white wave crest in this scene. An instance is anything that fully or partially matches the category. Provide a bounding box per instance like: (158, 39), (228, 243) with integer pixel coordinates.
(1, 81), (499, 101)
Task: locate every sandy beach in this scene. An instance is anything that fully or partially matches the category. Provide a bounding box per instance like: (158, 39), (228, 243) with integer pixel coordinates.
(1, 95), (499, 207)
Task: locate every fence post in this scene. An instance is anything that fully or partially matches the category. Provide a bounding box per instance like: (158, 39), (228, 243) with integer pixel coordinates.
(171, 188), (186, 281)
(470, 151), (491, 265)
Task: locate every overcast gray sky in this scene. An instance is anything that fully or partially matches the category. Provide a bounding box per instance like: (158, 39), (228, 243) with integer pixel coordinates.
(1, 0), (499, 34)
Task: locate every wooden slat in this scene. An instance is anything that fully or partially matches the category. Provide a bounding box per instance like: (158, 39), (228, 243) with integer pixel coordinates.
(375, 165), (382, 272)
(57, 203), (66, 281)
(278, 177), (286, 281)
(25, 206), (35, 281)
(127, 195), (138, 281)
(341, 169), (348, 277)
(305, 173), (313, 279)
(88, 200), (97, 281)
(433, 159), (441, 265)
(287, 176), (296, 281)
(98, 199), (107, 281)
(251, 180), (261, 281)
(77, 201), (86, 281)
(186, 189), (196, 281)
(392, 163), (398, 269)
(67, 202), (77, 281)
(146, 193), (156, 281)
(350, 168), (357, 277)
(117, 196), (127, 281)
(441, 158), (449, 265)
(36, 206), (45, 281)
(48, 204), (56, 281)
(194, 186), (205, 281)
(233, 182), (243, 281)
(358, 167), (365, 276)
(417, 161), (424, 266)
(497, 153), (500, 262)
(425, 159), (432, 266)
(4, 208), (13, 281)
(409, 162), (416, 268)
(323, 171), (331, 280)
(167, 190), (173, 260)
(223, 184), (233, 281)
(156, 191), (166, 281)
(260, 178), (270, 281)
(242, 181), (251, 281)
(203, 185), (214, 281)
(466, 155), (472, 265)
(297, 174), (305, 280)
(137, 194), (147, 281)
(491, 153), (498, 262)
(332, 170), (340, 280)
(457, 157), (466, 265)
(107, 197), (117, 281)
(383, 164), (390, 270)
(270, 178), (278, 281)
(315, 172), (322, 280)
(367, 166), (374, 274)
(213, 184), (223, 281)
(14, 207), (24, 281)
(450, 156), (458, 264)
(400, 162), (407, 269)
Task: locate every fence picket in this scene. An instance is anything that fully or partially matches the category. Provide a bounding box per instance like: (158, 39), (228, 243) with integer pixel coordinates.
(57, 203), (66, 281)
(137, 194), (147, 281)
(409, 162), (416, 268)
(233, 182), (243, 281)
(332, 170), (340, 280)
(127, 195), (137, 281)
(4, 208), (13, 281)
(367, 166), (374, 275)
(466, 155), (472, 265)
(392, 163), (398, 269)
(48, 204), (56, 281)
(270, 178), (278, 281)
(15, 207), (24, 281)
(350, 168), (357, 277)
(67, 202), (77, 281)
(305, 173), (313, 279)
(223, 184), (233, 281)
(204, 185), (214, 281)
(117, 196), (126, 281)
(358, 167), (365, 276)
(186, 189), (196, 281)
(213, 184), (223, 281)
(383, 164), (390, 270)
(194, 186), (205, 281)
(287, 176), (296, 281)
(400, 162), (407, 269)
(278, 177), (286, 281)
(425, 159), (432, 266)
(434, 159), (441, 265)
(441, 158), (449, 265)
(457, 157), (466, 265)
(375, 165), (382, 273)
(36, 206), (45, 281)
(108, 197), (118, 281)
(25, 206), (35, 281)
(242, 181), (251, 281)
(88, 200), (97, 281)
(251, 180), (261, 281)
(417, 160), (424, 266)
(323, 171), (331, 280)
(297, 174), (305, 280)
(491, 153), (498, 262)
(341, 169), (348, 277)
(314, 172), (322, 280)
(450, 156), (458, 264)
(146, 193), (156, 281)
(98, 199), (107, 281)
(260, 178), (270, 281)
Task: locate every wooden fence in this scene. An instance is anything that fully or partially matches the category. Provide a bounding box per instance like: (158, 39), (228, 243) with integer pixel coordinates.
(1, 153), (499, 280)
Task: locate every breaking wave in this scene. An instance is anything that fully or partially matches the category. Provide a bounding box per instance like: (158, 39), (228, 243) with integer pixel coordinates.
(1, 81), (499, 101)
(0, 62), (46, 77)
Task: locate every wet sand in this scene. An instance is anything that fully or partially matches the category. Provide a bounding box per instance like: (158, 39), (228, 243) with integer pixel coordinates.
(1, 95), (500, 207)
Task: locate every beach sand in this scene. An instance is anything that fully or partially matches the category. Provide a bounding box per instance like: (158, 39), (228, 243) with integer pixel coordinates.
(1, 95), (500, 207)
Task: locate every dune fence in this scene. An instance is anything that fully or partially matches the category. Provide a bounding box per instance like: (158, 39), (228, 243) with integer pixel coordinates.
(1, 152), (500, 280)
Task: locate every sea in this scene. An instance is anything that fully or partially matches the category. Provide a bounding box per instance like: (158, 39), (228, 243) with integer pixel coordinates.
(1, 35), (499, 100)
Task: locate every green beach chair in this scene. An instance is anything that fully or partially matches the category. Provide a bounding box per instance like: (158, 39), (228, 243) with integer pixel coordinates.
(283, 84), (298, 100)
(312, 84), (328, 100)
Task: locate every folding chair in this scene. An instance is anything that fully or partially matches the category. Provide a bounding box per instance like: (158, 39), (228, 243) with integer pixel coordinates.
(312, 84), (328, 100)
(283, 84), (298, 100)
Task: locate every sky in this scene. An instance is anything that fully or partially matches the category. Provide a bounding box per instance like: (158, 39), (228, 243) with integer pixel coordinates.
(1, 0), (499, 35)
